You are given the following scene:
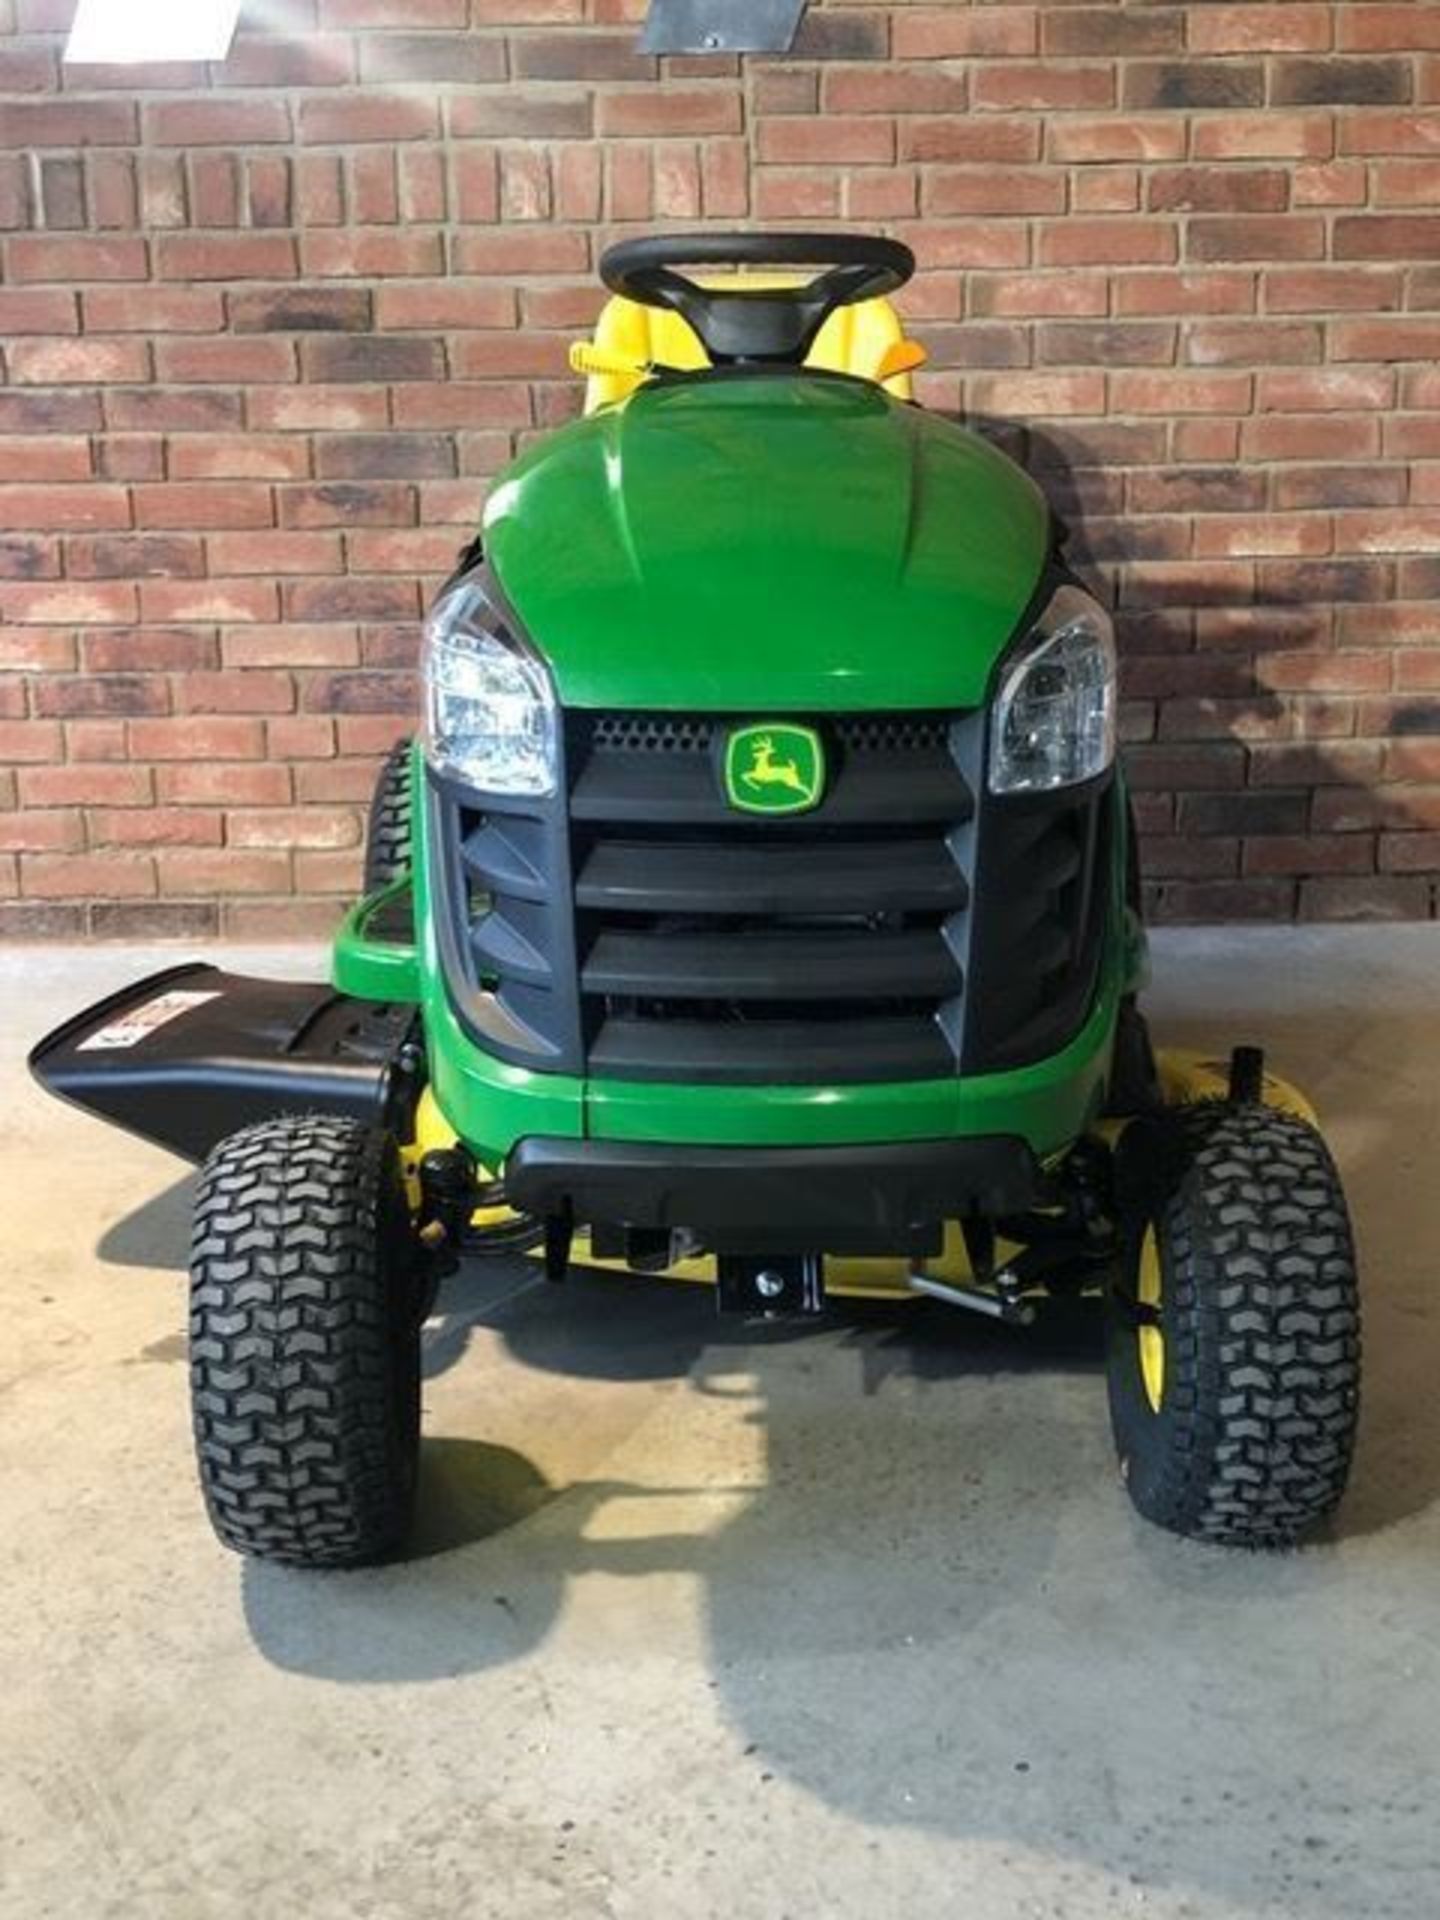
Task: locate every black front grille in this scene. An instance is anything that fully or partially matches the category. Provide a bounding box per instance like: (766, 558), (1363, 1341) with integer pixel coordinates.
(567, 709), (978, 1083)
(430, 708), (1115, 1085)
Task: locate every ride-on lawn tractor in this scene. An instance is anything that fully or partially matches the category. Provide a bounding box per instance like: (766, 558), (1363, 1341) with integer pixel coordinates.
(32, 234), (1361, 1568)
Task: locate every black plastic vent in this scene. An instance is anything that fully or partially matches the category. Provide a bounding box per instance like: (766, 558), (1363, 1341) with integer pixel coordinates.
(563, 709), (980, 1084)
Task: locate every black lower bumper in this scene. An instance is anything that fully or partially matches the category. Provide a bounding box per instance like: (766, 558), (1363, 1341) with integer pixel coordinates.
(505, 1134), (1045, 1248)
(28, 964), (418, 1163)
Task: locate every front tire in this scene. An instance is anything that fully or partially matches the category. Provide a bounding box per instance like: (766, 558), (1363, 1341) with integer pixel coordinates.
(190, 1115), (422, 1568)
(1107, 1102), (1360, 1547)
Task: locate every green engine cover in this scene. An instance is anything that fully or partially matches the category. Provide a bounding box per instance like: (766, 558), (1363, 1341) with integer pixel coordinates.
(483, 374), (1050, 711)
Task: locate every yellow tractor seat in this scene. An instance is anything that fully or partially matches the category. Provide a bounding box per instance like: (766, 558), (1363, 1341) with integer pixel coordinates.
(571, 273), (926, 414)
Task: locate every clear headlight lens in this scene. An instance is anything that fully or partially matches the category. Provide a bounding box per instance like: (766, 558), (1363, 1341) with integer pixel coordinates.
(988, 583), (1116, 795)
(422, 569), (557, 797)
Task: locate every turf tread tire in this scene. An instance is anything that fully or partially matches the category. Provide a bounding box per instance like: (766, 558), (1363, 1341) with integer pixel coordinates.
(1108, 1101), (1360, 1548)
(189, 1115), (421, 1568)
(363, 738), (413, 894)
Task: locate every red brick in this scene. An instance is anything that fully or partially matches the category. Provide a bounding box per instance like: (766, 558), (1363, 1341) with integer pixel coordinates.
(301, 230), (442, 277)
(0, 485), (129, 530)
(153, 338), (297, 383)
(1332, 318), (1440, 361)
(1186, 320), (1321, 366)
(1340, 6), (1440, 51)
(358, 32), (505, 84)
(1339, 111), (1440, 154)
(824, 67), (969, 115)
(155, 234), (297, 280)
(222, 626), (359, 668)
(1039, 219), (1176, 267)
(0, 629), (71, 670)
(1112, 371), (1252, 415)
(451, 228), (590, 275)
(901, 119), (1039, 164)
(90, 808), (223, 849)
(0, 290), (78, 334)
(23, 853), (156, 899)
(132, 484), (274, 532)
(598, 90), (741, 137)
(82, 628), (215, 671)
(248, 388), (389, 432)
(1071, 169), (1139, 214)
(1148, 167), (1288, 214)
(1334, 214), (1440, 257)
(973, 64), (1114, 112)
(892, 7), (1036, 58)
(1333, 510), (1440, 553)
(228, 806), (359, 850)
(207, 531), (342, 575)
(1114, 270), (1256, 317)
(139, 579), (279, 623)
(1187, 216), (1325, 263)
(1192, 114), (1333, 161)
(968, 372), (1106, 417)
(0, 100), (136, 147)
(1191, 5), (1331, 53)
(0, 438), (91, 482)
(224, 34), (356, 88)
(7, 235), (148, 282)
(757, 117), (894, 166)
(67, 535), (204, 580)
(923, 168), (1061, 216)
(1379, 831), (1440, 871)
(1259, 368), (1395, 412)
(145, 100), (290, 145)
(1244, 835), (1373, 876)
(81, 287), (223, 332)
(169, 437), (310, 482)
(1264, 266), (1405, 312)
(155, 849), (291, 895)
(0, 811), (83, 855)
(299, 96), (439, 144)
(155, 763), (291, 806)
(971, 272), (1108, 319)
(1298, 875), (1431, 919)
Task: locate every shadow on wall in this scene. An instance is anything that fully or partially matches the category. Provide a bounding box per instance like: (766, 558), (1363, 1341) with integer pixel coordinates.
(960, 410), (1440, 926)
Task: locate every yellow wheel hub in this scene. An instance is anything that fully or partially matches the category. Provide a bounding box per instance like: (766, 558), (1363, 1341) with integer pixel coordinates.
(1137, 1224), (1165, 1412)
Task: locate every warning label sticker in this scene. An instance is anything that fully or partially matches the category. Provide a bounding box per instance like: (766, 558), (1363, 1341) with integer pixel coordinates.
(76, 988), (223, 1053)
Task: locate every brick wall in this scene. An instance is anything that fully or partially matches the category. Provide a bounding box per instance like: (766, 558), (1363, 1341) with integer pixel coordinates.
(1, 0), (1438, 937)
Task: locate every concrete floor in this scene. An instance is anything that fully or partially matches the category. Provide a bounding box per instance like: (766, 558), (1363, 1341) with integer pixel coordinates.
(1, 928), (1438, 1920)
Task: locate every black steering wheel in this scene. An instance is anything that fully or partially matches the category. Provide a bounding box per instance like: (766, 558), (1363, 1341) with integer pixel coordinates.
(598, 231), (915, 368)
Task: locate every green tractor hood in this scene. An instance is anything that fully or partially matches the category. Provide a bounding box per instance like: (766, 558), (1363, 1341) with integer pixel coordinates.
(482, 374), (1050, 712)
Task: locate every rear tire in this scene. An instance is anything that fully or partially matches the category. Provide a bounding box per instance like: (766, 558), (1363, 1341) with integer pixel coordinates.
(363, 738), (413, 894)
(1107, 1102), (1360, 1547)
(189, 1114), (422, 1568)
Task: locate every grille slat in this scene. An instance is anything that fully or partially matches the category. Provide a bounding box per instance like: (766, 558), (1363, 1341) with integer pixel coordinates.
(583, 927), (962, 1002)
(589, 1015), (958, 1084)
(575, 837), (969, 919)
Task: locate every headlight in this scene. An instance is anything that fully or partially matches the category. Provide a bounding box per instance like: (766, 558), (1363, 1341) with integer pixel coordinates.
(988, 583), (1116, 795)
(422, 567), (557, 797)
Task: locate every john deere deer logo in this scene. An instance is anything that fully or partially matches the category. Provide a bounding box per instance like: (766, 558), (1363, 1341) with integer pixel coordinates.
(723, 722), (825, 815)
